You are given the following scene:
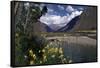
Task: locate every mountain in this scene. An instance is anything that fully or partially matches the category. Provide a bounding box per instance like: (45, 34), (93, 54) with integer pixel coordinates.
(46, 25), (55, 32)
(32, 14), (80, 32)
(32, 21), (47, 33)
(70, 6), (97, 32)
(45, 15), (80, 32)
(56, 16), (80, 32)
(33, 6), (97, 33)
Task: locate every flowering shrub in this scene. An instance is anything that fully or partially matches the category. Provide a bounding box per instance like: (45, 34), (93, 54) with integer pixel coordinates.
(28, 39), (72, 65)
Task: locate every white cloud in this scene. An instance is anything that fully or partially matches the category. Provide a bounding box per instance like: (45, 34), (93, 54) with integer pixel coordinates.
(66, 5), (75, 13)
(68, 10), (83, 22)
(47, 8), (54, 13)
(39, 7), (83, 31)
(40, 14), (69, 30)
(58, 5), (64, 10)
(78, 7), (84, 11)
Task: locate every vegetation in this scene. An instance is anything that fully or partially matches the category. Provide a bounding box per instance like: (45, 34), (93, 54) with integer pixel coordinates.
(14, 2), (71, 66)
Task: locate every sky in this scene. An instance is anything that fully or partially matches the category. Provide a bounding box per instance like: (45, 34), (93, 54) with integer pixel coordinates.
(39, 3), (85, 31)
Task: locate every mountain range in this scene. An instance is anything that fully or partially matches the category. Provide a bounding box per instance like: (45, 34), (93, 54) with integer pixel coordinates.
(33, 6), (97, 33)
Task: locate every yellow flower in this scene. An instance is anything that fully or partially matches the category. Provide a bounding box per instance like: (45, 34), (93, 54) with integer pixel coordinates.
(63, 58), (66, 61)
(39, 50), (41, 53)
(45, 45), (49, 49)
(32, 54), (36, 59)
(59, 54), (64, 58)
(59, 48), (63, 54)
(29, 49), (33, 53)
(29, 49), (33, 56)
(43, 55), (47, 62)
(59, 48), (63, 51)
(43, 55), (46, 59)
(51, 55), (55, 58)
(30, 61), (34, 65)
(68, 60), (72, 63)
(15, 33), (19, 37)
(49, 42), (53, 45)
(42, 49), (45, 53)
(62, 58), (67, 63)
(55, 48), (58, 53)
(40, 61), (42, 64)
(48, 48), (53, 52)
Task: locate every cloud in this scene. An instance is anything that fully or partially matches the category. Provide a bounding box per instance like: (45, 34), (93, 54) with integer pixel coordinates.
(40, 14), (69, 30)
(78, 7), (84, 11)
(39, 6), (83, 31)
(66, 5), (75, 13)
(47, 8), (54, 13)
(67, 10), (83, 22)
(58, 5), (64, 10)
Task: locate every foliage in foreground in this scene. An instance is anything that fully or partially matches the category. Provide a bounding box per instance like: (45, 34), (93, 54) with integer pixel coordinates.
(15, 33), (72, 66)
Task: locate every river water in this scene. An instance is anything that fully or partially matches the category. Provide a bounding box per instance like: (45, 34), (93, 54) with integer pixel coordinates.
(46, 36), (97, 63)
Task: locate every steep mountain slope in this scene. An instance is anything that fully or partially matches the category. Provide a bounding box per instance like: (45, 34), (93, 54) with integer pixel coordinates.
(70, 6), (97, 32)
(39, 15), (80, 32)
(56, 16), (80, 32)
(32, 21), (47, 33)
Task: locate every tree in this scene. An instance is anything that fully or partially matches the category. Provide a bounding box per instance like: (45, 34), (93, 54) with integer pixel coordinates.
(15, 2), (48, 66)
